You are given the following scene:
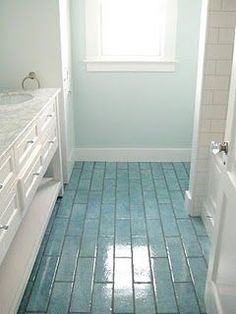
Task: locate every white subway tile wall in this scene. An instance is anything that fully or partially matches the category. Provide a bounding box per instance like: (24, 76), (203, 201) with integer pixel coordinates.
(190, 0), (236, 214)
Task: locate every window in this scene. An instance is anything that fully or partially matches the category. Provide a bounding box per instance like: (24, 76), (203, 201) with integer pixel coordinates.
(85, 0), (177, 72)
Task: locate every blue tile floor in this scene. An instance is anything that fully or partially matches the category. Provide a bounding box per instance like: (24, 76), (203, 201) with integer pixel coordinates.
(18, 162), (210, 314)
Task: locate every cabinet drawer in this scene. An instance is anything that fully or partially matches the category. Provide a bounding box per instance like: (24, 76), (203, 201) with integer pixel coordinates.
(18, 151), (42, 210)
(41, 122), (58, 167)
(15, 122), (39, 170)
(38, 100), (56, 135)
(0, 184), (21, 265)
(0, 149), (16, 203)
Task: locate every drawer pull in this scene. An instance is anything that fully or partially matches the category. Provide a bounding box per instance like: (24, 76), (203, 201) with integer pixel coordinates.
(49, 140), (55, 144)
(47, 114), (53, 118)
(27, 140), (35, 144)
(0, 225), (9, 231)
(0, 184), (3, 190)
(33, 172), (40, 176)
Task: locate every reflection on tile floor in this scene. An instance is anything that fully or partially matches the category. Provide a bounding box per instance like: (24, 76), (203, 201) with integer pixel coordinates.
(18, 162), (210, 314)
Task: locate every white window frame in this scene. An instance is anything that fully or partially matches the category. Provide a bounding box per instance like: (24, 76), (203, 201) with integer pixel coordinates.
(84, 0), (178, 72)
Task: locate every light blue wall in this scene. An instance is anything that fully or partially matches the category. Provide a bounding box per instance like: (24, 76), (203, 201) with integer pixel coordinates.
(71, 0), (202, 149)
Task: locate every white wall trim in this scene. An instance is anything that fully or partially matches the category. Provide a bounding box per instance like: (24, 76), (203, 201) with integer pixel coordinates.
(84, 60), (176, 72)
(73, 148), (191, 162)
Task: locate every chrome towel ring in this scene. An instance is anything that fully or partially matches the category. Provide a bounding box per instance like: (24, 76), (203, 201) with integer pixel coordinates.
(22, 72), (41, 89)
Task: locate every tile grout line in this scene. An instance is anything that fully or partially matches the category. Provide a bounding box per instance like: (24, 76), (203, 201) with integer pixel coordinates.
(67, 161), (96, 313)
(172, 163), (209, 268)
(111, 162), (118, 314)
(150, 162), (180, 314)
(22, 195), (64, 312)
(128, 162), (137, 314)
(162, 162), (203, 314)
(88, 161), (106, 313)
(139, 162), (159, 314)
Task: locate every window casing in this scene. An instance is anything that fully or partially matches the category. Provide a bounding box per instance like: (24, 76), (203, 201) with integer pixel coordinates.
(84, 0), (178, 72)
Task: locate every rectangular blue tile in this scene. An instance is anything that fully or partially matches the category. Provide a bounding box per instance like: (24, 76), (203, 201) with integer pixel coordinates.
(74, 188), (89, 204)
(174, 282), (200, 314)
(129, 180), (143, 205)
(184, 162), (191, 175)
(152, 258), (178, 313)
(134, 284), (156, 314)
(163, 169), (180, 191)
(117, 169), (129, 191)
(166, 237), (191, 282)
(83, 161), (94, 172)
(116, 190), (130, 219)
(188, 257), (208, 313)
(154, 179), (170, 204)
(56, 236), (80, 282)
(105, 162), (116, 179)
(115, 219), (131, 257)
(95, 237), (114, 283)
(146, 220), (167, 257)
(117, 162), (128, 169)
(70, 257), (95, 312)
(159, 204), (179, 237)
(177, 219), (202, 257)
(56, 190), (76, 218)
(114, 258), (134, 313)
(91, 169), (104, 191)
(29, 234), (49, 281)
(65, 168), (81, 191)
(47, 282), (72, 314)
(18, 281), (33, 313)
(94, 161), (105, 170)
(141, 170), (154, 190)
(170, 190), (188, 219)
(66, 219), (84, 237)
(78, 178), (91, 190)
(27, 256), (59, 312)
(162, 162), (174, 169)
(130, 204), (145, 220)
(131, 218), (146, 237)
(132, 237), (151, 283)
(191, 217), (208, 236)
(173, 162), (189, 180)
(128, 162), (140, 180)
(44, 218), (68, 256)
(198, 236), (210, 263)
(103, 179), (116, 204)
(86, 191), (102, 219)
(140, 162), (151, 170)
(143, 190), (160, 219)
(45, 201), (60, 235)
(91, 283), (112, 314)
(100, 204), (115, 237)
(74, 161), (83, 168)
(70, 203), (87, 221)
(179, 178), (189, 193)
(151, 163), (164, 179)
(80, 219), (99, 257)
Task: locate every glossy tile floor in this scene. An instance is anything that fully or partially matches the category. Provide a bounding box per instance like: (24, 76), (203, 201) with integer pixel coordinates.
(18, 162), (210, 314)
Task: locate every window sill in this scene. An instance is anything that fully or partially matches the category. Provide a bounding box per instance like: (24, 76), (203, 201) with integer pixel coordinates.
(83, 59), (177, 72)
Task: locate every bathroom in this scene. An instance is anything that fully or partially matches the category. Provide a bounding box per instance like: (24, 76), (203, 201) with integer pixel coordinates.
(0, 0), (236, 313)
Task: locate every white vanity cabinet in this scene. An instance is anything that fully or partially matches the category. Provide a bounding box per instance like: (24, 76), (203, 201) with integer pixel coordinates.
(0, 88), (63, 314)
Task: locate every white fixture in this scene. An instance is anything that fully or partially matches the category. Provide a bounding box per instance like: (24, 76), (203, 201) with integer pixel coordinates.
(0, 88), (63, 314)
(205, 30), (236, 314)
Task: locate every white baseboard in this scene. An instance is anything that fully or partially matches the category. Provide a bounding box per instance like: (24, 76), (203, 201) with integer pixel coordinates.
(73, 148), (192, 162)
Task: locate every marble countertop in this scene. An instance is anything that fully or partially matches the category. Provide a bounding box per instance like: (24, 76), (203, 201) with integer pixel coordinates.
(0, 88), (60, 159)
